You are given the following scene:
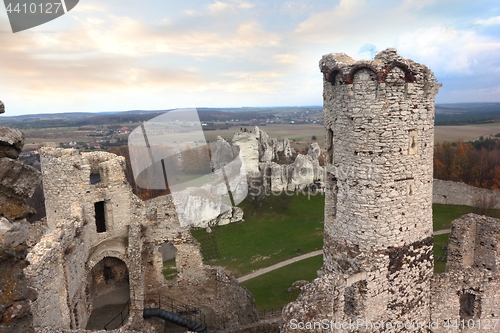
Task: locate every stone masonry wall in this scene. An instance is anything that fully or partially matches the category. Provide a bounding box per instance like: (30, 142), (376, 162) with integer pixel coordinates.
(27, 147), (257, 332)
(433, 179), (500, 209)
(430, 213), (500, 332)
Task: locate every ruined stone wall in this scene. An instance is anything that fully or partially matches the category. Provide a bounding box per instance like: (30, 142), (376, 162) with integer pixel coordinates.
(28, 147), (257, 332)
(433, 179), (500, 209)
(431, 269), (500, 332)
(446, 214), (500, 273)
(421, 213), (500, 332)
(25, 148), (159, 330)
(283, 49), (440, 332)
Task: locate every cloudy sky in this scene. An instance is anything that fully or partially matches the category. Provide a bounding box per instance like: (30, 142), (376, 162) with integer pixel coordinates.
(1, 0), (499, 116)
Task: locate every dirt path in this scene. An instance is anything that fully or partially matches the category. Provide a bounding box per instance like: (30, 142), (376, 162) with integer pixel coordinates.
(433, 229), (451, 235)
(237, 229), (452, 283)
(237, 250), (323, 283)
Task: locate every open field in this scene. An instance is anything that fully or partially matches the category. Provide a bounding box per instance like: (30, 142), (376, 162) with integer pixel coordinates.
(20, 122), (500, 152)
(434, 124), (500, 143)
(191, 193), (325, 277)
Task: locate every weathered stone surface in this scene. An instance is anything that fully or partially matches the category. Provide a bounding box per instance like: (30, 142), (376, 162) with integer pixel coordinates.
(0, 101), (4, 114)
(0, 120), (39, 333)
(431, 213), (500, 331)
(211, 136), (240, 170)
(433, 179), (500, 208)
(307, 142), (320, 160)
(287, 155), (315, 191)
(1, 218), (29, 248)
(283, 48), (440, 332)
(0, 242), (34, 333)
(0, 158), (41, 220)
(213, 128), (321, 192)
(231, 129), (260, 176)
(0, 127), (24, 159)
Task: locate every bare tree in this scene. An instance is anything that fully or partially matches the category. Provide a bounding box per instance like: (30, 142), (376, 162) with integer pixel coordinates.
(272, 190), (293, 221)
(247, 175), (268, 216)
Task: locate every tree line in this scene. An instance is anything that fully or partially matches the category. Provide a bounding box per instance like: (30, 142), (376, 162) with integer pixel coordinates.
(434, 138), (500, 190)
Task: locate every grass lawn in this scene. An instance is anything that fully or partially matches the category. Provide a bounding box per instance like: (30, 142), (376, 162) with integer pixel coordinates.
(192, 199), (500, 292)
(240, 255), (323, 310)
(432, 204), (500, 230)
(433, 234), (449, 274)
(162, 260), (177, 280)
(432, 204), (475, 230)
(191, 193), (325, 277)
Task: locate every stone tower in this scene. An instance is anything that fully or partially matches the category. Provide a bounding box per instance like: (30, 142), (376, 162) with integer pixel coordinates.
(282, 49), (441, 332)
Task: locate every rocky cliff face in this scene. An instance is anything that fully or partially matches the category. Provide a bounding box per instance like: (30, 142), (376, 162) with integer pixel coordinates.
(0, 102), (41, 333)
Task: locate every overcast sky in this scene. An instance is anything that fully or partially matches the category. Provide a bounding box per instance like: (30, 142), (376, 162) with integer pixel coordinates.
(1, 0), (499, 116)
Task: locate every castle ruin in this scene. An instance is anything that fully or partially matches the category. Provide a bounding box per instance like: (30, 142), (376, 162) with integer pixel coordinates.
(3, 48), (500, 333)
(24, 148), (257, 332)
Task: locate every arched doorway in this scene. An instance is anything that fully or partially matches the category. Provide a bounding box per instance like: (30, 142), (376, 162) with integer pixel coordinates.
(85, 257), (130, 330)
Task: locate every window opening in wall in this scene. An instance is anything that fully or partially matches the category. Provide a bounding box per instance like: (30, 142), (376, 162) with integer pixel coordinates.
(408, 130), (418, 155)
(90, 173), (101, 184)
(94, 201), (106, 233)
(460, 292), (480, 319)
(344, 280), (367, 316)
(103, 266), (114, 283)
(326, 128), (334, 164)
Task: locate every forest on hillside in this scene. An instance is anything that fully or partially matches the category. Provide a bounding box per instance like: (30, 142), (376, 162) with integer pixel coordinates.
(434, 138), (500, 189)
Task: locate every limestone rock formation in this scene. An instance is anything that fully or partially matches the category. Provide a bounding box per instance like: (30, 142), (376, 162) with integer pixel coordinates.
(231, 129), (260, 176)
(210, 136), (240, 170)
(0, 101), (4, 114)
(212, 127), (323, 193)
(0, 127), (24, 159)
(0, 104), (41, 333)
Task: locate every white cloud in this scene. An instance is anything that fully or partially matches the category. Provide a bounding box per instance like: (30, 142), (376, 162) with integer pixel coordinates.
(474, 15), (500, 27)
(397, 26), (500, 75)
(293, 0), (367, 43)
(274, 54), (298, 64)
(73, 2), (107, 13)
(448, 85), (500, 102)
(186, 0), (254, 17)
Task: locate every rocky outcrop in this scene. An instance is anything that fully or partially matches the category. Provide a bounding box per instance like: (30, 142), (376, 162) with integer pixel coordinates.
(0, 127), (24, 159)
(0, 157), (40, 220)
(213, 127), (323, 193)
(0, 101), (41, 333)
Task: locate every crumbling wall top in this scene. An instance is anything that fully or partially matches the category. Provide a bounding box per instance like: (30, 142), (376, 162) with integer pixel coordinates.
(319, 47), (435, 85)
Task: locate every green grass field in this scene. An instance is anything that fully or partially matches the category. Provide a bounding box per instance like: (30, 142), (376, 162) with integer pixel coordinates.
(433, 234), (449, 274)
(162, 260), (177, 280)
(190, 199), (500, 308)
(241, 255), (323, 310)
(192, 193), (325, 277)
